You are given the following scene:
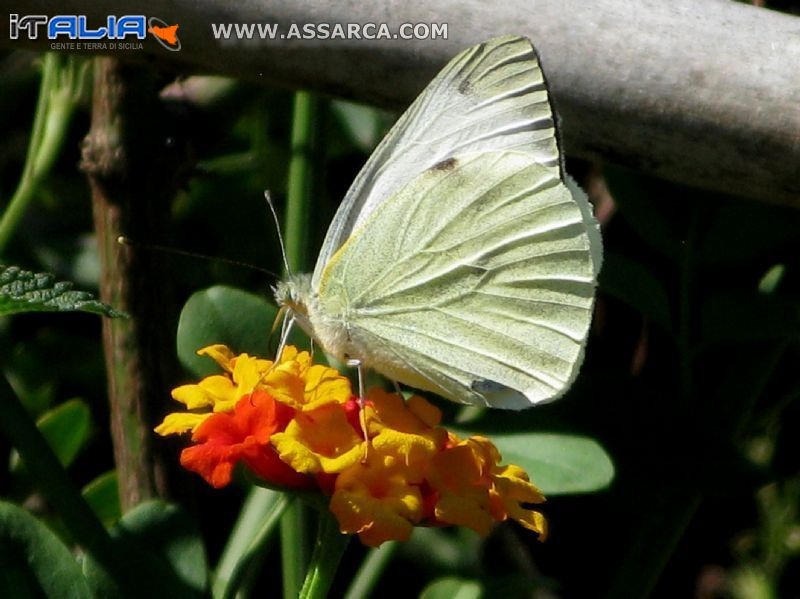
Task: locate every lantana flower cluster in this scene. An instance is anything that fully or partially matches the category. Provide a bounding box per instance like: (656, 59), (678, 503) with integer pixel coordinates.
(155, 345), (547, 546)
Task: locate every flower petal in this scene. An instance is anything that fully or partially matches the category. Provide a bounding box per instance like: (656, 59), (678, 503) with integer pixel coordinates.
(154, 412), (211, 436)
(271, 404), (365, 474)
(197, 344), (235, 372)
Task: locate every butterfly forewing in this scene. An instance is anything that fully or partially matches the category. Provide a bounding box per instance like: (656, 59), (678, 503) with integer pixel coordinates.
(313, 36), (561, 286)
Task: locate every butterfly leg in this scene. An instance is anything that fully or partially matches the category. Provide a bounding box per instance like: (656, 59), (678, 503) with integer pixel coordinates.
(250, 310), (295, 406)
(347, 358), (370, 458)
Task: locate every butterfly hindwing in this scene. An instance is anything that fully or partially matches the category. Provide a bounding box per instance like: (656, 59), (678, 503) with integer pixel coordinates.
(317, 151), (598, 408)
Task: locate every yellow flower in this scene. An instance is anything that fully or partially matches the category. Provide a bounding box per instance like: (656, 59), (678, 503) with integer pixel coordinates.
(366, 389), (447, 477)
(427, 436), (496, 535)
(489, 463), (548, 540)
(271, 401), (366, 474)
(155, 344), (351, 436)
(159, 344), (549, 547)
(427, 435), (547, 539)
(329, 448), (423, 547)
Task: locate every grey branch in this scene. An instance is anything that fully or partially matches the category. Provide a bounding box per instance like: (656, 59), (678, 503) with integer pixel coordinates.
(7, 0), (800, 206)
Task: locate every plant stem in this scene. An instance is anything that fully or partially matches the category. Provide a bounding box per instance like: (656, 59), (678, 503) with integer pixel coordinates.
(344, 542), (399, 599)
(283, 91), (324, 274)
(280, 90), (325, 597)
(0, 54), (79, 255)
(214, 489), (289, 599)
(299, 510), (350, 599)
(281, 500), (310, 599)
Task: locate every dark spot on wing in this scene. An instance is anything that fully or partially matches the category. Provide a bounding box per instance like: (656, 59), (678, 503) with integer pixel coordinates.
(432, 157), (458, 171)
(458, 78), (473, 95)
(471, 378), (510, 394)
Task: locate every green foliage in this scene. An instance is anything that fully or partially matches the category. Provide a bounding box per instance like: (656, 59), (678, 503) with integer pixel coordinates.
(0, 265), (124, 318)
(34, 398), (92, 467)
(176, 285), (277, 377)
(82, 501), (209, 597)
(82, 471), (121, 528)
(456, 429), (613, 495)
(0, 501), (93, 598)
(420, 575), (546, 599)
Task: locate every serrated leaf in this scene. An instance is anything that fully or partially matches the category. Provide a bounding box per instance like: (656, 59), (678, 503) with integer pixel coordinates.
(0, 264), (124, 317)
(81, 471), (121, 527)
(451, 428), (614, 495)
(176, 285), (277, 377)
(0, 500), (92, 598)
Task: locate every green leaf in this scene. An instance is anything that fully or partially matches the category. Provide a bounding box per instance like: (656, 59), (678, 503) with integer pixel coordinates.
(176, 285), (277, 377)
(11, 398), (92, 474)
(758, 264), (785, 294)
(330, 100), (386, 152)
(420, 575), (545, 599)
(0, 500), (92, 598)
(0, 264), (124, 317)
(451, 428), (614, 495)
(599, 252), (671, 330)
(81, 471), (121, 528)
(83, 500), (208, 597)
(420, 577), (483, 599)
(36, 398), (91, 467)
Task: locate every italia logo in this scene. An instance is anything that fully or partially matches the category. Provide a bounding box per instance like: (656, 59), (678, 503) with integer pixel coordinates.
(147, 17), (181, 51)
(9, 14), (181, 51)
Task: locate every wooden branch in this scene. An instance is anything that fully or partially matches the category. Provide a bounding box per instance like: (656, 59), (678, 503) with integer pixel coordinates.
(6, 1), (800, 206)
(81, 58), (187, 510)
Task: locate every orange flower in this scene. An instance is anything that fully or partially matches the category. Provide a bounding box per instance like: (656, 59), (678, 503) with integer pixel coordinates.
(271, 400), (366, 474)
(329, 447), (423, 547)
(154, 344), (351, 436)
(366, 389), (447, 476)
(158, 344), (548, 546)
(180, 390), (310, 489)
(427, 435), (547, 539)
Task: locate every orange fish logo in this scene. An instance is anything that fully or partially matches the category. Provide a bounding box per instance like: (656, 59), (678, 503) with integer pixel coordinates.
(148, 17), (181, 51)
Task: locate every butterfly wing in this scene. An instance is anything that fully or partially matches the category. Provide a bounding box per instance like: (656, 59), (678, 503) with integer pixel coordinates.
(316, 151), (600, 409)
(313, 35), (561, 286)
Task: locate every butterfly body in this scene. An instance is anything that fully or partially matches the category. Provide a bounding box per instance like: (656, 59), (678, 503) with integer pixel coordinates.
(275, 36), (602, 410)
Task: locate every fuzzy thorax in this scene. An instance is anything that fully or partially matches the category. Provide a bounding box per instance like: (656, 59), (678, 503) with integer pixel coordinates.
(274, 273), (353, 363)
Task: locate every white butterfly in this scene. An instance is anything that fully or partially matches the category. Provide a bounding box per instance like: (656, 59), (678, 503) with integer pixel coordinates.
(275, 35), (602, 409)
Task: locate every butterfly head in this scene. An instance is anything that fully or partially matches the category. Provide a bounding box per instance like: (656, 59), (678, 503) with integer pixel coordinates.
(273, 273), (316, 336)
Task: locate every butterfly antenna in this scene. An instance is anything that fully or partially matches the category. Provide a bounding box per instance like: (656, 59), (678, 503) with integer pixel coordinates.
(117, 236), (279, 279)
(264, 191), (292, 278)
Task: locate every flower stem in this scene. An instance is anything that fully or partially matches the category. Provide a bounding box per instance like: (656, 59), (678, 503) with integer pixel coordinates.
(283, 91), (324, 274)
(281, 499), (310, 599)
(299, 510), (350, 599)
(344, 542), (399, 599)
(0, 54), (83, 255)
(280, 89), (325, 597)
(214, 488), (289, 599)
